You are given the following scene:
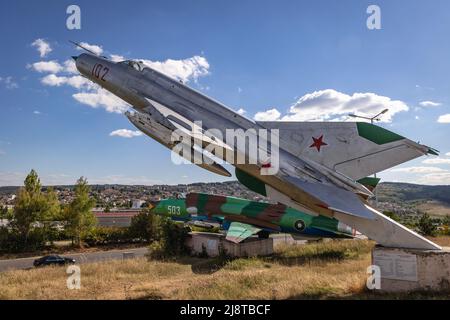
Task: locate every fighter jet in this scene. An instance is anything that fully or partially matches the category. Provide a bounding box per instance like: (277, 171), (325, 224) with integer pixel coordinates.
(72, 44), (441, 250)
(148, 193), (359, 243)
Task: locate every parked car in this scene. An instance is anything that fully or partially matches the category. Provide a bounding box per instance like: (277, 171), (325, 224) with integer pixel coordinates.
(33, 255), (76, 267)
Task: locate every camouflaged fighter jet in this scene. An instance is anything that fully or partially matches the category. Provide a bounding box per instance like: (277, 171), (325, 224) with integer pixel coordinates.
(148, 193), (359, 243)
(72, 43), (441, 250)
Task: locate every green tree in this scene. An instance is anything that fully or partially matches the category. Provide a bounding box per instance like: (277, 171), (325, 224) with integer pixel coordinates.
(64, 177), (96, 247)
(128, 210), (161, 242)
(148, 218), (190, 259)
(11, 169), (61, 247)
(383, 211), (401, 222)
(0, 205), (9, 219)
(417, 213), (437, 237)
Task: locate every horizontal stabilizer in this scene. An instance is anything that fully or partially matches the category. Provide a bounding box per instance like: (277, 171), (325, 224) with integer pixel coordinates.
(258, 121), (435, 180)
(226, 222), (261, 243)
(284, 177), (376, 220)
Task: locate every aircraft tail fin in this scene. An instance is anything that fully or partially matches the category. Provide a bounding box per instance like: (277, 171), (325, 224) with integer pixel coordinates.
(257, 121), (437, 180)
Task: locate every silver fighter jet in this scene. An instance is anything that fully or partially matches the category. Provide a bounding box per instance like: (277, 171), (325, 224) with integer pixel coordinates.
(72, 46), (441, 250)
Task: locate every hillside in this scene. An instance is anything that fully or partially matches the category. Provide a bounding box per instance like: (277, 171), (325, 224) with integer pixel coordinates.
(1, 181), (450, 217)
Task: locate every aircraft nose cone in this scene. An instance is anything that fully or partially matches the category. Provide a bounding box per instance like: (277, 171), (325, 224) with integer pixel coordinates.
(71, 56), (78, 61)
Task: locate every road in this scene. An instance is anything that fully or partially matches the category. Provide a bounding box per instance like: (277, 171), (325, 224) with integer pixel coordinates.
(0, 234), (306, 273)
(0, 247), (149, 273)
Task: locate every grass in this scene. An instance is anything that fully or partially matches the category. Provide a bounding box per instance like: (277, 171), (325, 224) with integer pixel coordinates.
(0, 239), (449, 300)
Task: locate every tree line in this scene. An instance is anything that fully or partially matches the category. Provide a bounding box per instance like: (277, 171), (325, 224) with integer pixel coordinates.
(0, 170), (189, 256)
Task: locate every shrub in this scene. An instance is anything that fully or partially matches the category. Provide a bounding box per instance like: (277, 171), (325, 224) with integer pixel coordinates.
(128, 210), (162, 242)
(147, 218), (190, 259)
(84, 227), (131, 246)
(417, 213), (437, 236)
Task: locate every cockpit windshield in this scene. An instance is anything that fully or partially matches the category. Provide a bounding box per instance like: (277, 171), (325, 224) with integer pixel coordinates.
(119, 60), (146, 72)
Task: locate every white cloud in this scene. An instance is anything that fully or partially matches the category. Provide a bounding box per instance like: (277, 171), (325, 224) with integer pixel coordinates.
(415, 116), (420, 120)
(73, 89), (130, 113)
(109, 129), (143, 138)
(437, 114), (450, 123)
(0, 171), (160, 186)
(446, 152), (450, 157)
(41, 74), (67, 87)
(389, 166), (447, 174)
(29, 41), (210, 115)
(277, 89), (408, 122)
(30, 61), (63, 73)
(254, 108), (281, 121)
(0, 76), (18, 89)
(110, 54), (125, 62)
(63, 59), (78, 74)
(77, 42), (103, 56)
(238, 87), (243, 93)
(33, 110), (41, 115)
(236, 108), (247, 116)
(142, 56), (210, 82)
(88, 175), (161, 185)
(31, 39), (52, 58)
(422, 158), (450, 165)
(419, 101), (441, 107)
(41, 74), (94, 89)
(416, 173), (450, 185)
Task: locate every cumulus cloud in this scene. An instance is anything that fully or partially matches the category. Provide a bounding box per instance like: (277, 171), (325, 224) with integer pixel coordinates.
(33, 110), (41, 115)
(422, 158), (450, 165)
(419, 101), (441, 107)
(142, 56), (210, 82)
(31, 39), (52, 58)
(41, 74), (93, 89)
(63, 59), (78, 74)
(110, 54), (126, 62)
(446, 152), (450, 157)
(389, 166), (447, 174)
(273, 89), (408, 122)
(109, 129), (143, 138)
(77, 42), (103, 56)
(438, 114), (450, 123)
(30, 61), (63, 73)
(30, 41), (211, 115)
(73, 89), (129, 113)
(236, 108), (247, 116)
(0, 171), (160, 186)
(416, 172), (450, 185)
(254, 108), (281, 121)
(0, 76), (18, 89)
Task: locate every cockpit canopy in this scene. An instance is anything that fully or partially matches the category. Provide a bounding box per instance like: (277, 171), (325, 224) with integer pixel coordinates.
(119, 60), (146, 72)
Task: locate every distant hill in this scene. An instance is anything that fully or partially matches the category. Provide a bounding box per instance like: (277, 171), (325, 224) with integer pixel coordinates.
(2, 181), (450, 217)
(377, 182), (450, 204)
(376, 182), (450, 217)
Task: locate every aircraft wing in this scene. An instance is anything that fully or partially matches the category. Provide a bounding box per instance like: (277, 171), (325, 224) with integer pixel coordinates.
(225, 222), (261, 243)
(274, 175), (441, 250)
(283, 176), (376, 220)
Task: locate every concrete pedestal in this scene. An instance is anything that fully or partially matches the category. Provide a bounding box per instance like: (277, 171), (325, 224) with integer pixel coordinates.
(185, 232), (274, 258)
(372, 245), (450, 292)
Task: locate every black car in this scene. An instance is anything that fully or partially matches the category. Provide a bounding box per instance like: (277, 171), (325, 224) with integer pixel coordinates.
(33, 255), (76, 267)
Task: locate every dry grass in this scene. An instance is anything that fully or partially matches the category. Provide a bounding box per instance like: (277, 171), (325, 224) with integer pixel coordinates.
(0, 239), (448, 300)
(417, 201), (450, 217)
(427, 235), (450, 247)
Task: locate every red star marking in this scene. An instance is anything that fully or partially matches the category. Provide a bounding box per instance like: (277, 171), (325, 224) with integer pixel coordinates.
(309, 135), (328, 152)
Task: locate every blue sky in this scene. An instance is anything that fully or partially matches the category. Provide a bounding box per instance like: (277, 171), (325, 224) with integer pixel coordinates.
(1, 0), (450, 186)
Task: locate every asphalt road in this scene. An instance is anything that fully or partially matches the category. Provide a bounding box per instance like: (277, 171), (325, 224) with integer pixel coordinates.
(0, 247), (149, 273)
(0, 234), (306, 273)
